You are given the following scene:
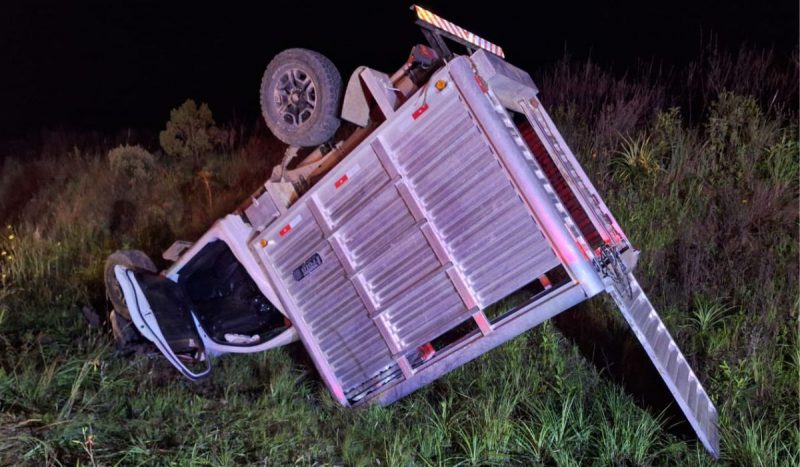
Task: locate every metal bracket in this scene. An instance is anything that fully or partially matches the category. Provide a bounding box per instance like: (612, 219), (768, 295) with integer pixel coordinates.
(594, 245), (633, 299)
(361, 68), (400, 118)
(419, 25), (455, 60)
(341, 66), (371, 127)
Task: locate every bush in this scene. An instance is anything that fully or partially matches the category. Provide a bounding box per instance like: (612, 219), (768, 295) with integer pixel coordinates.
(159, 99), (219, 158)
(107, 144), (155, 180)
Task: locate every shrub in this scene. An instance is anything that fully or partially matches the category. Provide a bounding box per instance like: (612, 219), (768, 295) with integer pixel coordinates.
(159, 99), (219, 158)
(107, 144), (155, 180)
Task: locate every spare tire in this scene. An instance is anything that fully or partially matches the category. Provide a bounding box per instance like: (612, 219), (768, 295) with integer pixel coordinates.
(260, 48), (342, 147)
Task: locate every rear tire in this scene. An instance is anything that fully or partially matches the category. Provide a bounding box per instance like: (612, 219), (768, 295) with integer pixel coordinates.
(260, 48), (342, 147)
(104, 250), (157, 348)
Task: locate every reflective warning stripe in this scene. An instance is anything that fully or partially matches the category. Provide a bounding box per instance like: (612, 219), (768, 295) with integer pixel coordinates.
(412, 5), (505, 58)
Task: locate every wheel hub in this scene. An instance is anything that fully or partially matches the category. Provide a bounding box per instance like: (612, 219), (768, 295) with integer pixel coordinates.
(274, 67), (317, 127)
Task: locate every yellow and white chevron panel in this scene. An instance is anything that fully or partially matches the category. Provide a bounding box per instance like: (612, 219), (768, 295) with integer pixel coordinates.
(412, 5), (505, 58)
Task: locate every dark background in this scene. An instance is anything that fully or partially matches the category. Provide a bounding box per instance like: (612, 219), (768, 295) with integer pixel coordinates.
(0, 1), (797, 142)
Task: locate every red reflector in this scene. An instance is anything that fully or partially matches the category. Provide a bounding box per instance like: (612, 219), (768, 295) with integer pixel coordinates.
(419, 343), (436, 362)
(474, 75), (488, 92)
(279, 224), (291, 237)
(412, 103), (429, 120)
(538, 274), (552, 290)
(334, 174), (349, 189)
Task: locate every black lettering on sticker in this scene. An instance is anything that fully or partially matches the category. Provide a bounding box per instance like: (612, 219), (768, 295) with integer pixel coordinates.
(293, 253), (322, 281)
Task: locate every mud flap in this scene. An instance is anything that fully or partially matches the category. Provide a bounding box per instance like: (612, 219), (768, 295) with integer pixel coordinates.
(114, 265), (212, 380)
(606, 272), (720, 458)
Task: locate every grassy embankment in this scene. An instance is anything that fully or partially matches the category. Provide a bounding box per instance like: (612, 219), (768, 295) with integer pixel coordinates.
(0, 47), (797, 465)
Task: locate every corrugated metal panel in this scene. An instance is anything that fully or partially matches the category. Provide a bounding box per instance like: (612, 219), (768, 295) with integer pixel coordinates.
(381, 91), (559, 309)
(380, 270), (468, 348)
(265, 203), (396, 395)
(336, 187), (416, 271)
(359, 229), (440, 308)
(317, 149), (391, 230)
(316, 144), (475, 355)
(256, 60), (562, 401)
(323, 165), (470, 353)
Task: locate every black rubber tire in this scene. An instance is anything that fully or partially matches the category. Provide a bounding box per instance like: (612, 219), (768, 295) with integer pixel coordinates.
(260, 48), (342, 147)
(104, 250), (157, 348)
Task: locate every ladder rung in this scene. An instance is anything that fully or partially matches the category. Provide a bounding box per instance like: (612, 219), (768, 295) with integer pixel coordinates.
(644, 315), (660, 341)
(653, 330), (670, 358)
(687, 378), (699, 411)
(676, 360), (689, 386)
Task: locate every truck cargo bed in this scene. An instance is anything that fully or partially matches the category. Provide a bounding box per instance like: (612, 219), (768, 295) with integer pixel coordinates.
(251, 56), (604, 405)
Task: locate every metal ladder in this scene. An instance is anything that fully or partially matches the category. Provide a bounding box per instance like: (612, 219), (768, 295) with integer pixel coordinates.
(605, 272), (720, 458)
(519, 96), (720, 457)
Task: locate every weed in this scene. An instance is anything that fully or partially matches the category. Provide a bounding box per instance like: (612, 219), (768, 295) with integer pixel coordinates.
(763, 130), (800, 185)
(515, 390), (591, 465)
(723, 414), (798, 466)
(71, 426), (97, 467)
(595, 385), (667, 465)
(689, 297), (732, 347)
(612, 132), (662, 185)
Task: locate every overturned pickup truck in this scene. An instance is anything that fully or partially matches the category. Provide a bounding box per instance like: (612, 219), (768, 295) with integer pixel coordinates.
(104, 5), (719, 457)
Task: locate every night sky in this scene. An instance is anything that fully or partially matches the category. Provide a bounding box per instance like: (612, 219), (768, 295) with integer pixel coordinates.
(0, 1), (796, 142)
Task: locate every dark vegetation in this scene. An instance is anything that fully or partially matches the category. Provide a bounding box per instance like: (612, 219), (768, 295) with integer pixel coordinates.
(0, 46), (797, 465)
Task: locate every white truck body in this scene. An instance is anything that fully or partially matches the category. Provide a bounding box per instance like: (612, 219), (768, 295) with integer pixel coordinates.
(110, 8), (719, 457)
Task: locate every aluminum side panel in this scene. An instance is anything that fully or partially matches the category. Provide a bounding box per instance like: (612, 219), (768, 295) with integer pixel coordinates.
(378, 77), (560, 310)
(447, 57), (605, 297)
(374, 282), (588, 405)
(255, 199), (397, 399)
(253, 58), (593, 402)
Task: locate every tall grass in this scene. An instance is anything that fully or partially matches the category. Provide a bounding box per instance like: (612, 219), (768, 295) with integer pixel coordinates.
(0, 46), (797, 465)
